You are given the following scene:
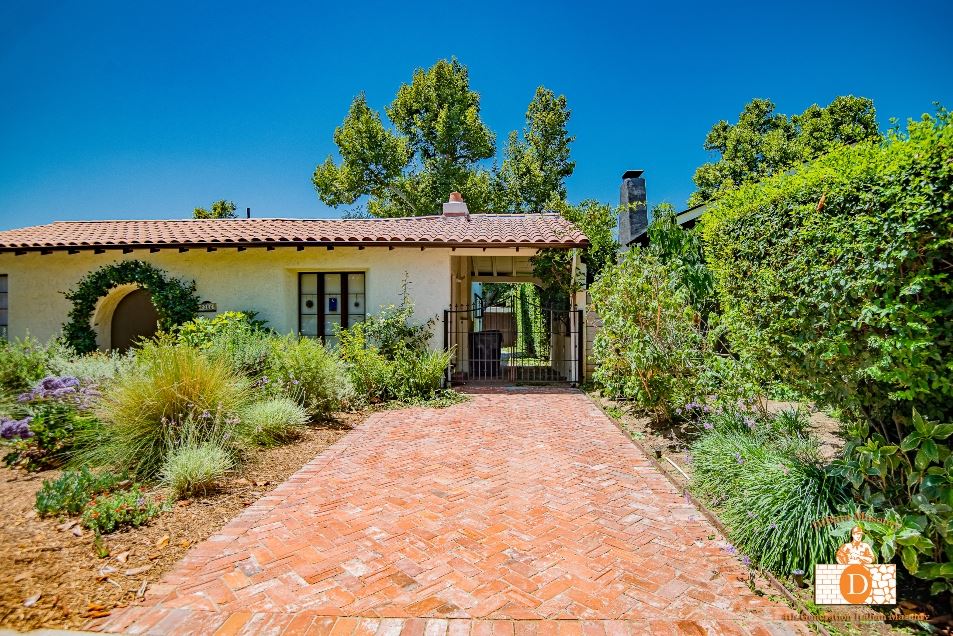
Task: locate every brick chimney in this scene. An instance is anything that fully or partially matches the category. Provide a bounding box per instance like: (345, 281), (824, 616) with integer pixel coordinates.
(442, 192), (469, 217)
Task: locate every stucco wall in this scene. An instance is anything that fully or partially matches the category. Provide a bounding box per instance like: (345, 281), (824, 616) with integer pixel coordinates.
(0, 246), (456, 349)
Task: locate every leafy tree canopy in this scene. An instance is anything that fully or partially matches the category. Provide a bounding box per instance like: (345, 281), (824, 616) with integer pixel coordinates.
(690, 96), (880, 205)
(313, 58), (496, 217)
(193, 200), (237, 219)
(494, 87), (575, 213)
(313, 60), (577, 218)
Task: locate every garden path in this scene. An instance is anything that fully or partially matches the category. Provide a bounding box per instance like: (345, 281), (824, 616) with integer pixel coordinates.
(95, 388), (808, 635)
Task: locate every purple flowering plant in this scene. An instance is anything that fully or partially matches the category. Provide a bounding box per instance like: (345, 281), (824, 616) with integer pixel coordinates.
(2, 375), (100, 470)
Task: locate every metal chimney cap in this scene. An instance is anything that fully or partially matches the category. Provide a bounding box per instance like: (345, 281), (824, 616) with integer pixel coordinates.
(622, 170), (644, 179)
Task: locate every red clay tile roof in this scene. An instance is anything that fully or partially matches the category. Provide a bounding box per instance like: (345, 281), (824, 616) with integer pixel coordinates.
(0, 214), (589, 252)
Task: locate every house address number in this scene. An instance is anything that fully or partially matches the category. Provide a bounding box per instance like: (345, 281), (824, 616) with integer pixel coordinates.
(197, 301), (217, 313)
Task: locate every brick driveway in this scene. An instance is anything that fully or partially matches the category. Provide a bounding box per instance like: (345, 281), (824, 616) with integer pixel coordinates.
(99, 388), (806, 635)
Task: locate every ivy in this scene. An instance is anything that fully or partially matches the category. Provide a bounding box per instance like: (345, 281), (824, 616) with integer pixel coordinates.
(62, 260), (200, 353)
(702, 108), (953, 429)
(702, 108), (953, 587)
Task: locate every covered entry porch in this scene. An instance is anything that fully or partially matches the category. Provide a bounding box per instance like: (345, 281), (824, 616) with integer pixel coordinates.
(446, 251), (585, 385)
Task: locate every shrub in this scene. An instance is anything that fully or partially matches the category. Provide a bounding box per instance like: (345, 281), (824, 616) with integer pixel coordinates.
(590, 207), (759, 419)
(35, 467), (126, 517)
(0, 336), (48, 395)
(175, 311), (274, 378)
(702, 110), (952, 430)
(590, 248), (706, 420)
(360, 284), (435, 358)
(338, 330), (392, 404)
(82, 343), (250, 478)
(161, 442), (233, 497)
(338, 320), (450, 404)
(266, 335), (352, 418)
(174, 311), (268, 348)
(239, 397), (309, 446)
(205, 326), (274, 379)
(701, 109), (953, 589)
(336, 288), (449, 404)
(690, 416), (849, 576)
(46, 345), (135, 386)
(2, 375), (100, 470)
(81, 486), (162, 534)
(389, 349), (453, 402)
(830, 409), (953, 594)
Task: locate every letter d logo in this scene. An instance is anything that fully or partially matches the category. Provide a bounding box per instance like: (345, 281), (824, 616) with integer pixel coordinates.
(839, 564), (872, 603)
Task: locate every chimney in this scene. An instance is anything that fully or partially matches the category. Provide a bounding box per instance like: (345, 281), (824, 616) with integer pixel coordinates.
(246, 207), (251, 219)
(442, 192), (469, 217)
(617, 170), (647, 246)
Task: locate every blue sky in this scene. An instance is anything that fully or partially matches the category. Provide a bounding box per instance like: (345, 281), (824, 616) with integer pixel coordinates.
(1, 0), (951, 230)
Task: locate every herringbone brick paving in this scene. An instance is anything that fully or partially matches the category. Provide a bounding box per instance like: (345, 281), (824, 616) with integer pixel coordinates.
(96, 388), (808, 635)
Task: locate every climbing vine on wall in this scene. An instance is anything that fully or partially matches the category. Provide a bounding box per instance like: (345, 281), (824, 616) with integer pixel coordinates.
(62, 260), (200, 353)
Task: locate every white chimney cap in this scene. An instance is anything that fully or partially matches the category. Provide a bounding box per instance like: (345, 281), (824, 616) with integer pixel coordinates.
(442, 192), (469, 217)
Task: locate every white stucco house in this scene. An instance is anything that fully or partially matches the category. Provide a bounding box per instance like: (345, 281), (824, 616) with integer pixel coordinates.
(0, 195), (591, 383)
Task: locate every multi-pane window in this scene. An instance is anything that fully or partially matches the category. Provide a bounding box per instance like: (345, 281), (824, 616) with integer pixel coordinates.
(0, 275), (7, 341)
(298, 272), (365, 345)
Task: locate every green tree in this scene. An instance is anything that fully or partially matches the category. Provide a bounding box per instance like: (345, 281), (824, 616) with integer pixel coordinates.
(193, 200), (237, 219)
(690, 96), (880, 205)
(531, 199), (618, 304)
(312, 59), (496, 217)
(493, 87), (575, 213)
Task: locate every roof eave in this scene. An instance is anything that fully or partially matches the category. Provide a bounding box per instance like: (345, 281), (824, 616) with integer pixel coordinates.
(0, 240), (589, 254)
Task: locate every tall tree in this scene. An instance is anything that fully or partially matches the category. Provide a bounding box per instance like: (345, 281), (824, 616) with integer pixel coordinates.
(493, 87), (575, 213)
(312, 59), (496, 217)
(690, 95), (879, 205)
(193, 200), (237, 219)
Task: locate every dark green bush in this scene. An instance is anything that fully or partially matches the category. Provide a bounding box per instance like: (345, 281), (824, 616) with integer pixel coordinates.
(35, 467), (126, 517)
(702, 110), (952, 429)
(590, 248), (705, 419)
(590, 207), (758, 419)
(63, 260), (200, 354)
(702, 110), (953, 591)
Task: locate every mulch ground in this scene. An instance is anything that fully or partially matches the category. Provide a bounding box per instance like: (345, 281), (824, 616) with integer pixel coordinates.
(0, 414), (360, 631)
(589, 392), (846, 488)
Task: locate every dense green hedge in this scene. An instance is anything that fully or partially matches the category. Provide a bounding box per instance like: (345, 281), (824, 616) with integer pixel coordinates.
(701, 110), (953, 591)
(702, 111), (952, 428)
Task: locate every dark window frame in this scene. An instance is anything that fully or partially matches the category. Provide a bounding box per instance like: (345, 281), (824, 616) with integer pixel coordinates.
(297, 271), (365, 342)
(0, 274), (7, 341)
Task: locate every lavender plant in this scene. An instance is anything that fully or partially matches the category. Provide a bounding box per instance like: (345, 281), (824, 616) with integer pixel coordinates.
(2, 375), (100, 469)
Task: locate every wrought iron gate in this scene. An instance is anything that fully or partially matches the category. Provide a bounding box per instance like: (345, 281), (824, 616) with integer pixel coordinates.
(444, 297), (583, 385)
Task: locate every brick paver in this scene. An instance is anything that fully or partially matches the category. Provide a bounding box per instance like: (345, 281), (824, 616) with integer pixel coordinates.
(97, 388), (808, 635)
